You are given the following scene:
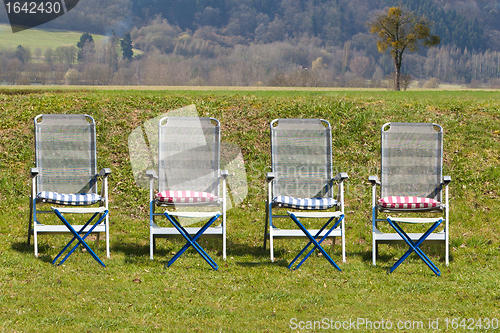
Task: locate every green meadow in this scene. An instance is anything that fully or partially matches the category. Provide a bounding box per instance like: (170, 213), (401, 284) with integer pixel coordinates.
(0, 24), (105, 51)
(0, 88), (499, 332)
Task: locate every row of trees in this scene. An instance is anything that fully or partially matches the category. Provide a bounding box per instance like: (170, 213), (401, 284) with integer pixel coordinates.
(0, 5), (494, 88)
(1, 35), (500, 87)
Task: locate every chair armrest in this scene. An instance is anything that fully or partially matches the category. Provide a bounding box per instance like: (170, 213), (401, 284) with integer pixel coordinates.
(31, 168), (39, 178)
(368, 175), (380, 186)
(333, 172), (349, 182)
(220, 170), (229, 180)
(98, 168), (112, 177)
(266, 172), (275, 182)
(220, 169), (229, 180)
(146, 169), (158, 179)
(442, 175), (451, 186)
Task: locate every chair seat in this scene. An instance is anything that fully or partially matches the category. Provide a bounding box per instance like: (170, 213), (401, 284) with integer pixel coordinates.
(155, 190), (218, 204)
(273, 196), (337, 210)
(37, 191), (101, 205)
(378, 196), (440, 209)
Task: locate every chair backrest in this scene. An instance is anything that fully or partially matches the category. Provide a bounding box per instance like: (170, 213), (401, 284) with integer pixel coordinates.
(270, 118), (333, 199)
(158, 117), (220, 196)
(381, 122), (443, 201)
(34, 114), (98, 194)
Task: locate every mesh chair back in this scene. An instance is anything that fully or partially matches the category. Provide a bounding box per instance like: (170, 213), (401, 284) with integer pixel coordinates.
(158, 117), (220, 196)
(381, 122), (443, 201)
(34, 114), (97, 194)
(271, 119), (333, 199)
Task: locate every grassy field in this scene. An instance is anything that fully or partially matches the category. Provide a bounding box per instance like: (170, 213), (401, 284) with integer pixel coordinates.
(0, 24), (105, 51)
(0, 88), (499, 332)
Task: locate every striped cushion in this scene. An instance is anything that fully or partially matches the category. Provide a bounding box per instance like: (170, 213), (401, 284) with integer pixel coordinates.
(155, 190), (218, 204)
(378, 196), (440, 209)
(37, 191), (101, 205)
(273, 196), (337, 210)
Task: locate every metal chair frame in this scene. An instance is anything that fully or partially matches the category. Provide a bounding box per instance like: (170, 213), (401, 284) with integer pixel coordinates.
(369, 122), (451, 275)
(28, 114), (111, 266)
(263, 118), (348, 270)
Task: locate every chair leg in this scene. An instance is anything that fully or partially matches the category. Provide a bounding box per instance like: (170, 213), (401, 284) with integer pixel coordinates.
(34, 222), (38, 258)
(263, 202), (269, 251)
(150, 232), (154, 260)
(269, 227), (274, 262)
(105, 214), (110, 259)
(372, 207), (377, 266)
(27, 197), (33, 247)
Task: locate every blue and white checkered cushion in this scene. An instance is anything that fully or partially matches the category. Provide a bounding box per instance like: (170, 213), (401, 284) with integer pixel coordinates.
(273, 196), (337, 210)
(37, 191), (101, 205)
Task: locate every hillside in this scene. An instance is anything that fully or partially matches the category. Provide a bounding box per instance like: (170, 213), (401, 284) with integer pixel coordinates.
(0, 0), (495, 51)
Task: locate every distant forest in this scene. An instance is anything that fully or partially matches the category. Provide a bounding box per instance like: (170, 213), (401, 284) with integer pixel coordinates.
(1, 0), (500, 87)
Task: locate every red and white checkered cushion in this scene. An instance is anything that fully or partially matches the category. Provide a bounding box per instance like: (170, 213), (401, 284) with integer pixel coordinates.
(378, 196), (440, 209)
(155, 191), (217, 204)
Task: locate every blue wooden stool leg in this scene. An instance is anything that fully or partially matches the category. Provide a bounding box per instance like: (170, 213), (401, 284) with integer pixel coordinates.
(288, 214), (343, 271)
(163, 213), (219, 270)
(52, 209), (107, 267)
(288, 216), (336, 268)
(295, 216), (344, 269)
(52, 213), (97, 264)
(387, 218), (442, 276)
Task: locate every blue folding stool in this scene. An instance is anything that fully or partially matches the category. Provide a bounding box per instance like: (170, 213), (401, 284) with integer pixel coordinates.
(386, 217), (443, 276)
(51, 207), (108, 267)
(287, 211), (344, 270)
(162, 212), (221, 270)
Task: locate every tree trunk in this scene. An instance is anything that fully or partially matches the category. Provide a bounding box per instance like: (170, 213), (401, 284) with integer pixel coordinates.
(394, 52), (401, 91)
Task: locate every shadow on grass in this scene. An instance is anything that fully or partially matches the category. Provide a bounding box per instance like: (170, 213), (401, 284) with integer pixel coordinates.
(354, 245), (455, 275)
(111, 238), (236, 265)
(228, 242), (275, 257)
(11, 241), (33, 254)
(12, 241), (57, 263)
(111, 241), (169, 264)
(236, 259), (289, 267)
(358, 243), (453, 262)
(11, 241), (61, 264)
(228, 241), (292, 267)
(358, 249), (393, 263)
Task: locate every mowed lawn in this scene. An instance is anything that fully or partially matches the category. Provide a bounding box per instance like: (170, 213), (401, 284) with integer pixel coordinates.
(0, 88), (499, 332)
(0, 24), (105, 52)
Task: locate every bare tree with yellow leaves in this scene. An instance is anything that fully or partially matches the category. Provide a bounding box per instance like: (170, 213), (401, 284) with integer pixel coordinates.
(368, 7), (440, 91)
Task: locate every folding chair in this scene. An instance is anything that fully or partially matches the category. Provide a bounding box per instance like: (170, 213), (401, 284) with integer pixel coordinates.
(263, 119), (348, 270)
(147, 117), (228, 270)
(369, 122), (451, 276)
(28, 114), (111, 267)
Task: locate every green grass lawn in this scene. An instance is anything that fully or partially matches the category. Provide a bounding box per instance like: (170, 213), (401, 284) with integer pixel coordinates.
(0, 88), (499, 332)
(0, 24), (105, 51)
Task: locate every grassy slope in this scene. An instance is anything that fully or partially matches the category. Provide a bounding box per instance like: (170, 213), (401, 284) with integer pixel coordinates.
(0, 88), (499, 332)
(0, 24), (105, 51)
